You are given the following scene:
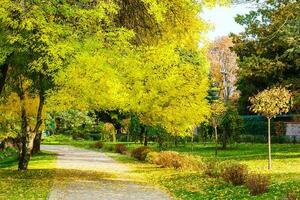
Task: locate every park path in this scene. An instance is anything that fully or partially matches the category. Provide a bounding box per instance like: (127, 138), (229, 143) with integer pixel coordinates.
(41, 145), (171, 200)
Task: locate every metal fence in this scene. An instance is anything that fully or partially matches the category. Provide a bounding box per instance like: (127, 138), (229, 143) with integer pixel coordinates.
(240, 114), (300, 143)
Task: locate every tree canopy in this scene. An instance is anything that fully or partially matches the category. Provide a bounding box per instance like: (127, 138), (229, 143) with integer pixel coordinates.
(249, 86), (292, 119)
(231, 0), (300, 113)
(47, 0), (217, 136)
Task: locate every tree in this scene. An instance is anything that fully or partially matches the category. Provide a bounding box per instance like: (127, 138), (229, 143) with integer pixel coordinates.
(232, 0), (300, 114)
(0, 0), (227, 170)
(0, 0), (119, 170)
(208, 37), (239, 149)
(220, 104), (242, 148)
(208, 36), (238, 102)
(250, 86), (292, 170)
(210, 101), (226, 156)
(48, 0), (222, 137)
(102, 123), (116, 143)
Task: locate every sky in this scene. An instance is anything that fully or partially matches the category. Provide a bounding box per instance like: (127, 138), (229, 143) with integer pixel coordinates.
(201, 4), (253, 40)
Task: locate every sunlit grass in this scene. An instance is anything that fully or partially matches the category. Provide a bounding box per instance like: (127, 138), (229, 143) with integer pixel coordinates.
(106, 144), (300, 200)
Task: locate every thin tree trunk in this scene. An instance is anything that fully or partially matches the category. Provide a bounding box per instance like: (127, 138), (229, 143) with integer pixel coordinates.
(191, 133), (194, 151)
(112, 130), (116, 143)
(222, 129), (227, 149)
(0, 64), (8, 95)
(144, 132), (148, 146)
(140, 126), (144, 145)
(268, 117), (272, 170)
(215, 126), (218, 157)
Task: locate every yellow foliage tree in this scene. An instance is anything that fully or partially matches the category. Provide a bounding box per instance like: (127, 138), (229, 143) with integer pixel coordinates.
(250, 86), (292, 169)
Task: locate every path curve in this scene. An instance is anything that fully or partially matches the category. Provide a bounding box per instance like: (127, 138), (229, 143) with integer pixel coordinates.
(42, 145), (171, 200)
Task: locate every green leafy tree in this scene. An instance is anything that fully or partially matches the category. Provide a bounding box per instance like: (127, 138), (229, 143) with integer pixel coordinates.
(232, 0), (300, 113)
(250, 86), (292, 170)
(220, 105), (243, 148)
(55, 110), (95, 138)
(129, 114), (142, 143)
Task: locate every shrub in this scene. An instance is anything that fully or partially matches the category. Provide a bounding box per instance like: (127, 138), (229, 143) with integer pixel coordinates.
(146, 151), (202, 170)
(221, 163), (248, 185)
(0, 147), (17, 160)
(245, 173), (270, 196)
(203, 160), (222, 177)
(131, 146), (152, 161)
(148, 151), (182, 168)
(103, 144), (115, 152)
(90, 141), (103, 149)
(285, 190), (300, 200)
(115, 144), (127, 154)
(146, 152), (160, 164)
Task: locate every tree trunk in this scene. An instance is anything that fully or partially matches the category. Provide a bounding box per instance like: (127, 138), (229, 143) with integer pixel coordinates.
(215, 126), (218, 157)
(144, 132), (148, 146)
(112, 130), (116, 143)
(18, 92), (36, 171)
(31, 75), (45, 154)
(127, 131), (130, 142)
(140, 126), (145, 145)
(18, 131), (36, 170)
(191, 133), (194, 151)
(222, 129), (227, 149)
(31, 132), (42, 154)
(0, 64), (9, 95)
(268, 117), (272, 170)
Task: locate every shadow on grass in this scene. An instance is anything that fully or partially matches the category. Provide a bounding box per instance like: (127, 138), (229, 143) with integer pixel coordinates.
(0, 151), (57, 169)
(0, 156), (18, 168)
(0, 167), (117, 200)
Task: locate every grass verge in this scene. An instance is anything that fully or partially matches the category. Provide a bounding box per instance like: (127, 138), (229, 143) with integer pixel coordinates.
(0, 152), (56, 200)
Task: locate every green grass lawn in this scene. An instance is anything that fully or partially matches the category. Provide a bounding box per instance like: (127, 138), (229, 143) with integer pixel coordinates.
(105, 143), (300, 200)
(0, 151), (56, 200)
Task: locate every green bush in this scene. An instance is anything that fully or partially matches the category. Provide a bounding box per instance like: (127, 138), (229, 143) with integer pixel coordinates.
(146, 151), (202, 170)
(0, 147), (17, 160)
(72, 132), (90, 140)
(115, 144), (127, 154)
(42, 134), (73, 144)
(221, 163), (248, 185)
(102, 144), (115, 152)
(245, 173), (270, 196)
(90, 141), (103, 149)
(131, 146), (152, 161)
(89, 133), (101, 141)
